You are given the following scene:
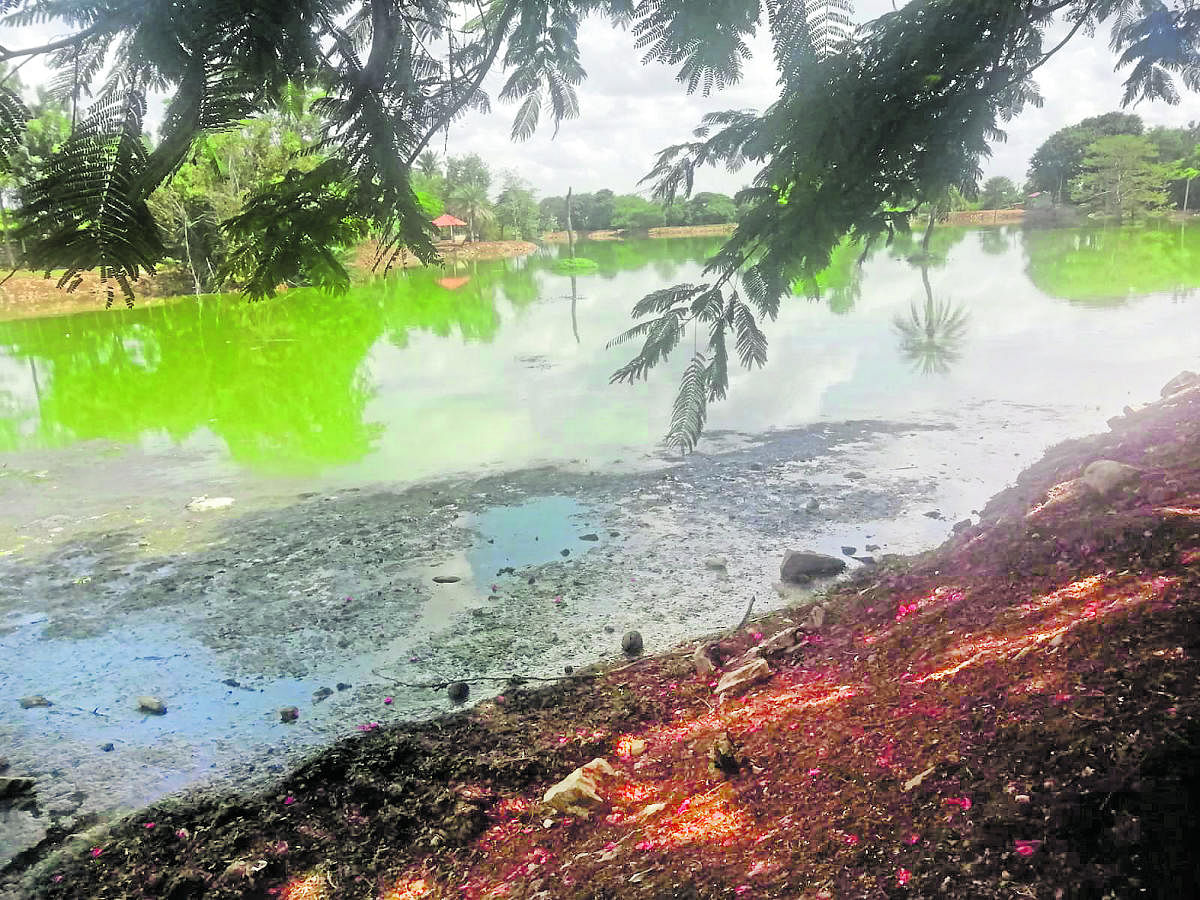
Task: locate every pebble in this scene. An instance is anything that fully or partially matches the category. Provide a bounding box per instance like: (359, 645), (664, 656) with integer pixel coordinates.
(99, 744), (114, 753)
(560, 548), (571, 556)
(604, 625), (615, 634)
(432, 575), (461, 584)
(448, 682), (470, 703)
(19, 695), (52, 709)
(579, 533), (599, 541)
(805, 499), (820, 512)
(841, 546), (857, 556)
(279, 707), (300, 723)
(312, 687), (333, 704)
(336, 682), (352, 692)
(621, 631), (644, 655)
(137, 696), (167, 715)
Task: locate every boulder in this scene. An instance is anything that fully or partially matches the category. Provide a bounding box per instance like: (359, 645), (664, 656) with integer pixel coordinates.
(780, 550), (846, 584)
(18, 696), (52, 709)
(621, 631), (644, 655)
(715, 658), (772, 697)
(137, 696), (167, 715)
(1081, 460), (1141, 497)
(1161, 371), (1199, 398)
(0, 776), (34, 800)
(543, 758), (618, 817)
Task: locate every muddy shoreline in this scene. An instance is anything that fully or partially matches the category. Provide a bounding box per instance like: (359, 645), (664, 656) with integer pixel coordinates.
(4, 374), (1199, 898)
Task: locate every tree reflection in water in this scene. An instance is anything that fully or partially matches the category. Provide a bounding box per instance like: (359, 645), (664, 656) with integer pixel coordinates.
(893, 267), (970, 375)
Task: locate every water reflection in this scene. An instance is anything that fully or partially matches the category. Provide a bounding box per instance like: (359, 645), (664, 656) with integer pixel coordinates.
(893, 268), (970, 375)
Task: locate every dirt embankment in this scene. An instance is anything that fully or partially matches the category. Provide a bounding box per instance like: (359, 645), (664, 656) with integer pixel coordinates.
(543, 223), (736, 243)
(9, 373), (1200, 899)
(0, 240), (539, 323)
(944, 209), (1026, 226)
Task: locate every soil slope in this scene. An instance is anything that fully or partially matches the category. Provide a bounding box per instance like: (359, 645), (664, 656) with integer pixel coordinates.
(6, 374), (1200, 900)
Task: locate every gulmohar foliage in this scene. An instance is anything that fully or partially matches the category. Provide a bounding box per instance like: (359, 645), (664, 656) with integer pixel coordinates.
(0, 0), (1197, 447)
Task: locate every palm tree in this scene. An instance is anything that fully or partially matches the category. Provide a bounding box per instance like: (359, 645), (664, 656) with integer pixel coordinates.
(416, 151), (442, 181)
(448, 183), (494, 242)
(893, 268), (970, 375)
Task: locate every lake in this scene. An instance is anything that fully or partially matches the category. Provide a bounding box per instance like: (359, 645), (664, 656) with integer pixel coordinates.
(0, 223), (1198, 861)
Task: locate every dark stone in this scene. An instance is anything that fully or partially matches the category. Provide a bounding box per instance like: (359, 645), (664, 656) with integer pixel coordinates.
(0, 757), (7, 772)
(279, 707), (300, 723)
(708, 733), (740, 777)
(621, 631), (644, 655)
(845, 471), (867, 480)
(433, 575), (461, 584)
(580, 533), (600, 542)
(609, 530), (620, 537)
(0, 777), (35, 800)
(952, 519), (973, 534)
(780, 550), (847, 584)
(99, 743), (114, 752)
(604, 625), (615, 634)
(336, 682), (352, 691)
(923, 511), (943, 519)
(221, 678), (241, 688)
(312, 687), (333, 704)
(447, 682), (470, 703)
(564, 665), (574, 676)
(865, 544), (880, 552)
(528, 576), (536, 585)
(841, 546), (857, 556)
(560, 548), (571, 557)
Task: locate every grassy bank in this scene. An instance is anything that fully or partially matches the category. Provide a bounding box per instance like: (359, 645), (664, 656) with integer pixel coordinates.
(7, 373), (1200, 898)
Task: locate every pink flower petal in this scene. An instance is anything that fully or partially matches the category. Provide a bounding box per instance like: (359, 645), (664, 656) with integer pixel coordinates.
(284, 796), (296, 806)
(90, 847), (102, 858)
(897, 868), (912, 886)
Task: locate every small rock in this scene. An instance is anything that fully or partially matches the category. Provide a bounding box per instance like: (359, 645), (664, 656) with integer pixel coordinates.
(563, 665), (574, 676)
(185, 496), (235, 512)
(0, 777), (35, 800)
(18, 696), (52, 709)
(312, 687), (333, 704)
(137, 696), (167, 715)
(952, 519), (973, 534)
(279, 707), (299, 723)
(608, 530), (620, 537)
(807, 606), (826, 629)
(221, 678), (241, 688)
(432, 575), (461, 584)
(693, 643), (717, 675)
(703, 557), (728, 570)
(865, 544), (880, 552)
(1161, 371), (1199, 397)
(805, 499), (820, 512)
(336, 682), (352, 692)
(625, 739), (648, 758)
(709, 733), (740, 776)
(780, 550), (847, 584)
(604, 625), (615, 634)
(99, 743), (114, 753)
(447, 682), (470, 703)
(579, 533), (600, 542)
(715, 658), (772, 697)
(621, 631), (643, 655)
(845, 471), (867, 481)
(638, 802), (668, 819)
(758, 627), (800, 656)
(223, 857), (268, 880)
(841, 546), (857, 556)
(1081, 460), (1141, 497)
(903, 764), (937, 792)
(923, 510), (943, 520)
(543, 758), (618, 817)
(561, 548), (571, 557)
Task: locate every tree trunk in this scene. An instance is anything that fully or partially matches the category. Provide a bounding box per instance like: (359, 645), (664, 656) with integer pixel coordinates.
(921, 205), (937, 255)
(0, 192), (14, 270)
(566, 187), (576, 258)
(1185, 177), (1192, 214)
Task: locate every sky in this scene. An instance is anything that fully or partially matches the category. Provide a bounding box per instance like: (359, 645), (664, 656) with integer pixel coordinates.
(444, 0), (1198, 197)
(2, 1), (1196, 200)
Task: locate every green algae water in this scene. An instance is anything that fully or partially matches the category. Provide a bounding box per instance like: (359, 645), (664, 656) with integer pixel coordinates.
(0, 226), (1197, 485)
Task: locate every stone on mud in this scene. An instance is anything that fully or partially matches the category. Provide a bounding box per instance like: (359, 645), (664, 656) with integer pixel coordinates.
(715, 658), (772, 697)
(137, 696), (167, 715)
(621, 631), (643, 655)
(758, 627), (801, 657)
(543, 758), (618, 818)
(1161, 371), (1199, 398)
(447, 681), (470, 703)
(0, 776), (35, 799)
(1081, 460), (1141, 497)
(780, 550), (846, 584)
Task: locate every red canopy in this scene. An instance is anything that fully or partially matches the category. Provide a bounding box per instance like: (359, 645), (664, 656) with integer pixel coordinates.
(432, 213), (467, 227)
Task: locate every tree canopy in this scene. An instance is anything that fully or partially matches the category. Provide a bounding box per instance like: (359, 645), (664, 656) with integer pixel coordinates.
(0, 0), (1197, 445)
